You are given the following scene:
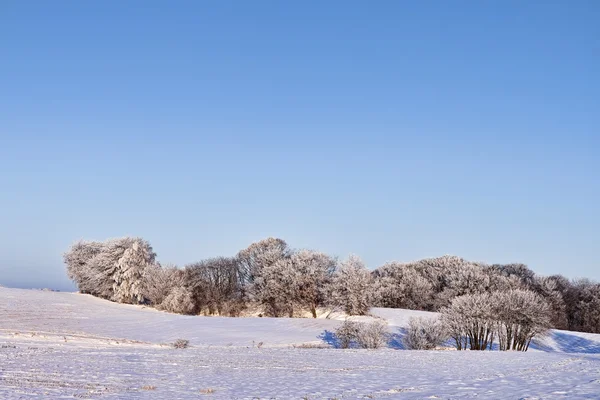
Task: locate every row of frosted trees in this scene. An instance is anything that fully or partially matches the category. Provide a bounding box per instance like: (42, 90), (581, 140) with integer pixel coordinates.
(64, 236), (600, 334)
(64, 237), (371, 318)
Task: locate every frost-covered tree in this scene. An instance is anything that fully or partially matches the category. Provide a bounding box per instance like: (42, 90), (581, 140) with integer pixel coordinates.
(64, 237), (155, 303)
(491, 289), (551, 351)
(441, 293), (496, 351)
(329, 255), (372, 315)
(416, 255), (468, 294)
(532, 276), (568, 330)
(490, 263), (536, 287)
(63, 240), (106, 295)
(236, 237), (289, 286)
(564, 279), (600, 334)
(372, 262), (434, 310)
(289, 250), (337, 318)
(434, 262), (492, 308)
(113, 238), (156, 304)
(142, 263), (183, 306)
(253, 256), (298, 317)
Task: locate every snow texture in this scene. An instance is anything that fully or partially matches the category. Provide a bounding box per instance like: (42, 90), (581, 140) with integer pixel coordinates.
(2, 287), (600, 399)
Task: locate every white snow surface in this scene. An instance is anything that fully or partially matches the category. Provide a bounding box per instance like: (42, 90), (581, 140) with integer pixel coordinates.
(2, 287), (600, 399)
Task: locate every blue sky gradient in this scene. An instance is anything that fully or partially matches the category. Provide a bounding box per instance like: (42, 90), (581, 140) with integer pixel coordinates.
(1, 1), (598, 290)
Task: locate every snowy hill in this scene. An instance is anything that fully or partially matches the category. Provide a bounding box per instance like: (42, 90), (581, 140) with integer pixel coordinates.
(2, 287), (600, 399)
(3, 287), (597, 352)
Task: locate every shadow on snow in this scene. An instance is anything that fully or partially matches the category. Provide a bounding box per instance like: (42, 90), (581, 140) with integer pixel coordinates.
(320, 328), (600, 354)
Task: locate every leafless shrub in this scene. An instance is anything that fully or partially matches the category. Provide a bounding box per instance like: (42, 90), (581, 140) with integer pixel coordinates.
(172, 339), (189, 349)
(356, 320), (388, 349)
(403, 316), (447, 350)
(335, 320), (360, 349)
(335, 320), (388, 349)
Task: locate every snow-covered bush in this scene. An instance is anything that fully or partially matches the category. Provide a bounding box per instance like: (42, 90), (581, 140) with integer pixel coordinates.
(403, 317), (447, 350)
(329, 255), (372, 315)
(491, 290), (551, 351)
(441, 293), (496, 351)
(356, 320), (388, 349)
(441, 290), (550, 351)
(334, 320), (388, 349)
(334, 320), (360, 349)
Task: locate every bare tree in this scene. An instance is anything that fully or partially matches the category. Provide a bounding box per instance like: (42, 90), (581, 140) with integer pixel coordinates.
(184, 257), (245, 316)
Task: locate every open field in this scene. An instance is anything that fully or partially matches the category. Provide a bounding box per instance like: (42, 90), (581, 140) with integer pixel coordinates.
(2, 287), (600, 399)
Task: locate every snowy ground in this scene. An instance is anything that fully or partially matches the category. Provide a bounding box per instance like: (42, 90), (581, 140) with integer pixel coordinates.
(2, 288), (600, 399)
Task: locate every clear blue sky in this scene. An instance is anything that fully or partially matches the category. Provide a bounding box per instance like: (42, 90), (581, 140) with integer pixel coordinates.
(1, 1), (598, 291)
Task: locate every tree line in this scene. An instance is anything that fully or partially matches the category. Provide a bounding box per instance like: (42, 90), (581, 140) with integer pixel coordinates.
(64, 236), (600, 334)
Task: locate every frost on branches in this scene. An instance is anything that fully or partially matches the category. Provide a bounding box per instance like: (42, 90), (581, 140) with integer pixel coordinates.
(329, 255), (372, 316)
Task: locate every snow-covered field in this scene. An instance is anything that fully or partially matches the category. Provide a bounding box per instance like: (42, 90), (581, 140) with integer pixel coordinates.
(2, 288), (600, 399)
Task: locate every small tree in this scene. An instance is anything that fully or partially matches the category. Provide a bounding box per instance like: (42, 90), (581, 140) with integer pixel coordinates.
(441, 293), (495, 351)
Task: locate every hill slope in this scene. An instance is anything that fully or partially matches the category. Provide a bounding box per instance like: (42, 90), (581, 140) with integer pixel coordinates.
(2, 287), (600, 399)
